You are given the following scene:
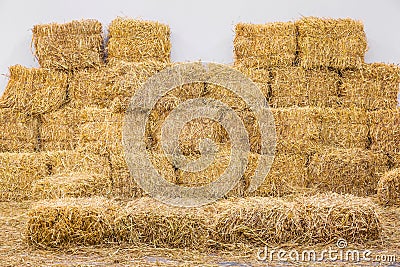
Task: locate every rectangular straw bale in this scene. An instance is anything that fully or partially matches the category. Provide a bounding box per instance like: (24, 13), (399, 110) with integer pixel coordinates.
(0, 152), (48, 201)
(272, 107), (322, 153)
(32, 172), (111, 200)
(320, 108), (369, 149)
(369, 109), (400, 154)
(341, 63), (400, 110)
(0, 108), (39, 152)
(39, 105), (80, 151)
(232, 65), (271, 100)
(43, 150), (111, 178)
(234, 22), (297, 68)
(70, 59), (170, 112)
(308, 147), (389, 196)
(77, 107), (123, 156)
(377, 168), (400, 206)
(32, 19), (103, 70)
(114, 197), (211, 249)
(296, 17), (367, 69)
(270, 67), (340, 108)
(107, 18), (171, 63)
(26, 197), (120, 248)
(0, 65), (68, 115)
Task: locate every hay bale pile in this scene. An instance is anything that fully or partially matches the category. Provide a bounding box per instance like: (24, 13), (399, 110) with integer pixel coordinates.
(32, 19), (103, 70)
(26, 193), (382, 248)
(107, 17), (171, 63)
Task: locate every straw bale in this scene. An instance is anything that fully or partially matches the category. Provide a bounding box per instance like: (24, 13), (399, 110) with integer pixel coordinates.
(341, 63), (400, 110)
(70, 59), (169, 111)
(377, 168), (400, 206)
(293, 193), (381, 243)
(233, 65), (271, 100)
(32, 19), (103, 70)
(296, 17), (367, 69)
(369, 109), (400, 154)
(214, 193), (381, 246)
(0, 152), (48, 201)
(234, 22), (297, 68)
(32, 172), (111, 199)
(26, 197), (120, 248)
(39, 105), (80, 151)
(320, 108), (369, 149)
(0, 65), (68, 114)
(270, 67), (340, 108)
(107, 18), (171, 63)
(272, 107), (322, 153)
(0, 108), (39, 152)
(43, 150), (111, 178)
(392, 153), (400, 168)
(308, 147), (389, 196)
(77, 107), (123, 156)
(114, 197), (211, 249)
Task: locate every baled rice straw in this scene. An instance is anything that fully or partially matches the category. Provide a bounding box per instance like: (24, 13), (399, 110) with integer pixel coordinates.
(32, 19), (103, 70)
(234, 22), (297, 68)
(0, 65), (68, 115)
(296, 17), (367, 69)
(107, 18), (171, 63)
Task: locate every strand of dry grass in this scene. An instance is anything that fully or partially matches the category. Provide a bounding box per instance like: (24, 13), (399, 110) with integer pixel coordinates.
(39, 104), (80, 151)
(308, 147), (389, 196)
(214, 193), (381, 246)
(0, 152), (48, 201)
(32, 19), (103, 70)
(26, 197), (120, 248)
(234, 22), (297, 68)
(31, 172), (112, 200)
(377, 168), (400, 206)
(296, 17), (367, 69)
(320, 108), (369, 149)
(0, 108), (39, 152)
(341, 63), (400, 110)
(369, 109), (400, 154)
(107, 17), (171, 63)
(0, 65), (68, 115)
(69, 59), (170, 112)
(270, 67), (340, 108)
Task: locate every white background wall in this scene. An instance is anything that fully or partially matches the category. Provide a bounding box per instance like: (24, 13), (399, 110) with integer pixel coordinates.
(0, 0), (399, 96)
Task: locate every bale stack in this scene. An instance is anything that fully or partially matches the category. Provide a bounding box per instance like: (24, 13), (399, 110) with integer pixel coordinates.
(107, 17), (171, 63)
(234, 22), (297, 68)
(296, 17), (367, 69)
(341, 63), (400, 110)
(32, 19), (104, 70)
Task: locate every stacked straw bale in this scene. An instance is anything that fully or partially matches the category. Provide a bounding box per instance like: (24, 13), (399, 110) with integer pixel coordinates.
(42, 150), (111, 178)
(0, 65), (68, 115)
(320, 108), (369, 149)
(269, 67), (340, 108)
(70, 59), (170, 111)
(234, 22), (297, 68)
(377, 168), (400, 206)
(296, 17), (367, 69)
(341, 63), (400, 110)
(369, 109), (400, 154)
(214, 193), (381, 246)
(0, 152), (48, 201)
(114, 197), (211, 249)
(32, 172), (111, 199)
(39, 105), (80, 151)
(26, 197), (120, 247)
(234, 66), (270, 100)
(0, 108), (39, 152)
(32, 19), (103, 70)
(107, 18), (171, 63)
(308, 147), (389, 196)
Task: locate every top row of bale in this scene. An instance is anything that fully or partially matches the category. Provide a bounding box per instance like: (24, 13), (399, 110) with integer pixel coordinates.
(235, 17), (368, 69)
(32, 17), (171, 70)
